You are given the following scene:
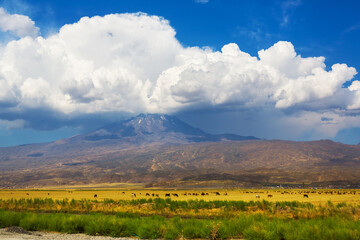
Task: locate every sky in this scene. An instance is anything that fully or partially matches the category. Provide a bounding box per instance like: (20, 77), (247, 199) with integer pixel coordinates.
(0, 0), (360, 146)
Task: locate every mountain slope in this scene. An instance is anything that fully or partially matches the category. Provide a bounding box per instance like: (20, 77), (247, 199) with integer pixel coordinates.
(77, 113), (258, 143)
(0, 113), (257, 173)
(0, 114), (360, 188)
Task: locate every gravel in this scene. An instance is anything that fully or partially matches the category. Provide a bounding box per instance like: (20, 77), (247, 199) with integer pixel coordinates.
(0, 228), (135, 240)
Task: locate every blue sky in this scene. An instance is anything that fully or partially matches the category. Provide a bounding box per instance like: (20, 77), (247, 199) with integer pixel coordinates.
(0, 0), (360, 146)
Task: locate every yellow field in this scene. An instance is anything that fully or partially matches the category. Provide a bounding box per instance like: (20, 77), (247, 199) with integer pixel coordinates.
(1, 188), (360, 205)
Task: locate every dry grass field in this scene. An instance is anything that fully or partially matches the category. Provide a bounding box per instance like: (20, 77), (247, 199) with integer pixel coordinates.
(1, 186), (360, 239)
(1, 188), (360, 205)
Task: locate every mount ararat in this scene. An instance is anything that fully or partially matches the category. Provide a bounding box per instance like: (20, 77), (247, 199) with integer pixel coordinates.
(1, 114), (360, 188)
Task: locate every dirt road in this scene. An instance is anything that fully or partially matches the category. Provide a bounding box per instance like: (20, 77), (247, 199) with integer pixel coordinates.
(0, 227), (134, 240)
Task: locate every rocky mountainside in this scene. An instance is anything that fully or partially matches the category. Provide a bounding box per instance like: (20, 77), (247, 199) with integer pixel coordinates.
(0, 114), (360, 188)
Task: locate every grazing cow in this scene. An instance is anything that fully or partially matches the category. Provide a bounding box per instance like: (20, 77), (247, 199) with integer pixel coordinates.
(201, 192), (205, 196)
(152, 193), (155, 197)
(172, 193), (179, 197)
(146, 193), (150, 196)
(94, 194), (97, 198)
(224, 192), (228, 196)
(26, 193), (29, 196)
(131, 193), (136, 197)
(155, 194), (159, 197)
(267, 194), (273, 198)
(122, 192), (125, 194)
(215, 192), (220, 196)
(48, 193), (50, 196)
(165, 193), (171, 197)
(303, 194), (309, 198)
(256, 195), (260, 198)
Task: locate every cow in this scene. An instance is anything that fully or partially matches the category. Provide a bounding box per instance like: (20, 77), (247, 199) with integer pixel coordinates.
(224, 192), (228, 196)
(201, 192), (205, 196)
(131, 193), (136, 197)
(303, 194), (309, 198)
(26, 193), (29, 196)
(172, 193), (179, 197)
(152, 193), (155, 197)
(256, 195), (260, 198)
(165, 193), (171, 197)
(267, 194), (273, 198)
(94, 194), (97, 198)
(145, 193), (150, 196)
(122, 192), (125, 194)
(155, 194), (159, 197)
(215, 192), (221, 196)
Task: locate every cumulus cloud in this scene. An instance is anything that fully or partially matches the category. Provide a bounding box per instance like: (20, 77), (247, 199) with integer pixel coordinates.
(150, 41), (356, 112)
(0, 12), (358, 140)
(0, 7), (39, 37)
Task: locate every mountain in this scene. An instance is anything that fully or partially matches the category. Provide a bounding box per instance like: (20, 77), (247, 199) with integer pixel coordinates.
(78, 113), (258, 143)
(0, 114), (360, 188)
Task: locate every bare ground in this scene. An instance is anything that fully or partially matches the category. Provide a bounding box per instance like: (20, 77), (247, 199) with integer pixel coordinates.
(0, 228), (135, 240)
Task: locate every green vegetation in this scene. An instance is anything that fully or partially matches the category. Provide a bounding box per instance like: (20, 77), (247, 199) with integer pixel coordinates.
(1, 198), (360, 239)
(1, 197), (359, 219)
(1, 210), (360, 239)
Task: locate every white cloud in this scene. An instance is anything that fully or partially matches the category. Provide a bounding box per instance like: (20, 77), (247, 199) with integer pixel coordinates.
(0, 7), (39, 38)
(150, 41), (356, 112)
(194, 0), (209, 3)
(0, 12), (358, 140)
(280, 0), (302, 26)
(347, 80), (360, 109)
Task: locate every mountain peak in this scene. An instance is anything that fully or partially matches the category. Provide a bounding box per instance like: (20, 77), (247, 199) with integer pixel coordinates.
(123, 113), (205, 135)
(82, 113), (258, 143)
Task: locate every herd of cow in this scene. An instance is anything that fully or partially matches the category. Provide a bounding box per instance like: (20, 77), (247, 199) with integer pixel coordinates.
(92, 191), (226, 198)
(18, 190), (358, 199)
(89, 190), (360, 198)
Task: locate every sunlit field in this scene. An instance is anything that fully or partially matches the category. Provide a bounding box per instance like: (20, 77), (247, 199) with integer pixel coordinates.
(1, 188), (360, 239)
(1, 188), (360, 205)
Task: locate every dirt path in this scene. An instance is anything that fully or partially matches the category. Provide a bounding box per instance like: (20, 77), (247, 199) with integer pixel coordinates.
(0, 228), (135, 240)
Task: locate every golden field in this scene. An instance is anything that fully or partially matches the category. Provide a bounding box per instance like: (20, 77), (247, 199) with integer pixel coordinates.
(2, 186), (360, 239)
(1, 188), (360, 205)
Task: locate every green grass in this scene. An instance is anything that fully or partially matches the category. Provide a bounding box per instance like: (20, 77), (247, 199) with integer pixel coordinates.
(1, 210), (360, 239)
(1, 198), (360, 239)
